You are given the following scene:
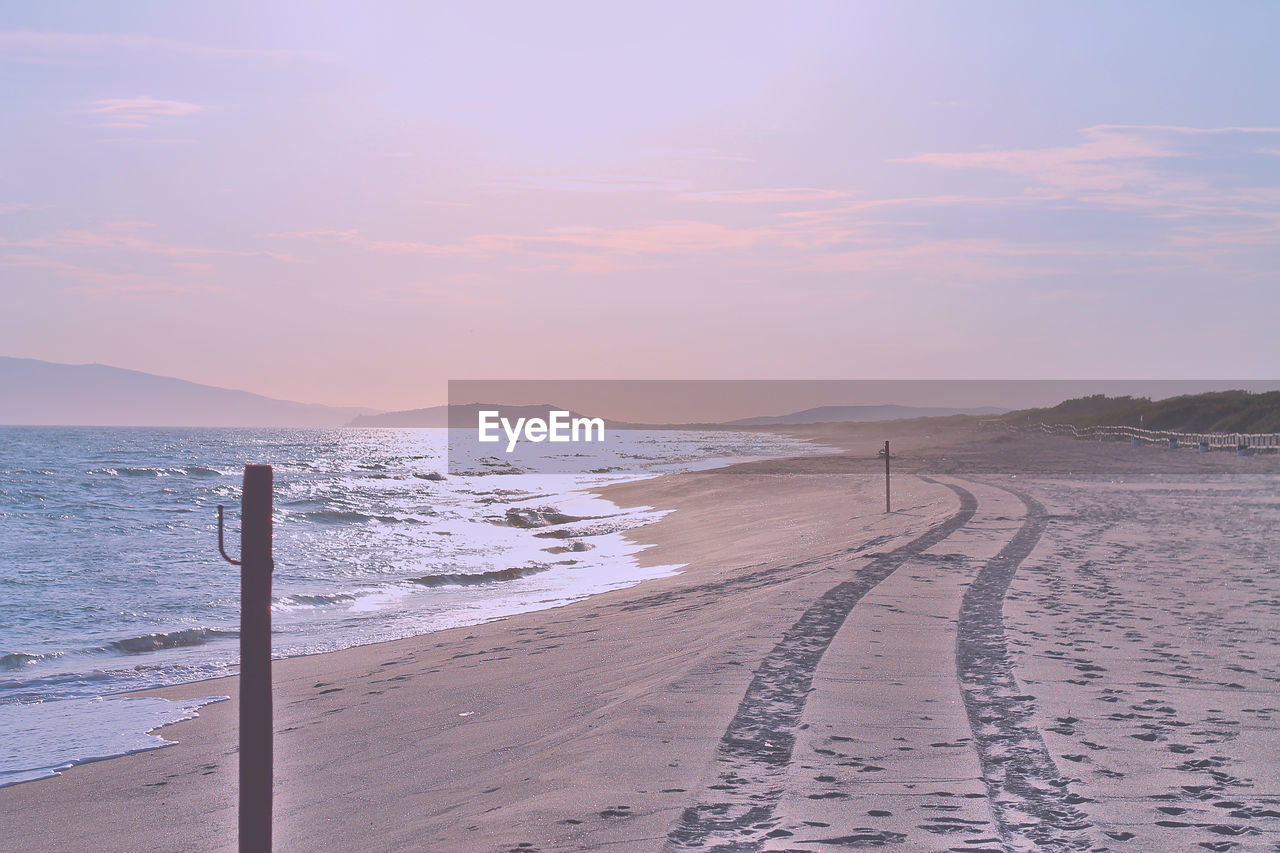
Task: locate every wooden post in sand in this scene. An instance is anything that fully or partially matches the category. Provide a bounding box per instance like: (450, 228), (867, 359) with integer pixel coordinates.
(238, 465), (274, 853)
(884, 440), (891, 513)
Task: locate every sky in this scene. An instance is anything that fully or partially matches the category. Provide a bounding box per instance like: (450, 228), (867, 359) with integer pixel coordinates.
(2, 1), (1278, 410)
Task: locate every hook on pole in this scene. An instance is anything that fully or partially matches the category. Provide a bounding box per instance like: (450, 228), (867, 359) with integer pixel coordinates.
(218, 504), (242, 565)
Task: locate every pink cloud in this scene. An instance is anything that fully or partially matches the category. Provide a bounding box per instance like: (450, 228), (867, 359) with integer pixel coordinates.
(0, 253), (174, 292)
(893, 126), (1173, 195)
(893, 125), (1280, 208)
(267, 122), (1280, 284)
(90, 97), (204, 128)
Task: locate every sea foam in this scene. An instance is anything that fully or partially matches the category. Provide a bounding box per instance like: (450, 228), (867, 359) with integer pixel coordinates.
(0, 695), (228, 788)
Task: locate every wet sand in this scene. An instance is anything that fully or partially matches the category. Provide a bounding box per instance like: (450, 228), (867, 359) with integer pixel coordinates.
(1, 423), (1277, 852)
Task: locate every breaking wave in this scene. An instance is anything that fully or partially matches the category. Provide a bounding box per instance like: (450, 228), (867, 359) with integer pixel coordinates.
(1, 652), (49, 671)
(405, 565), (552, 588)
(106, 628), (238, 655)
(273, 592), (358, 608)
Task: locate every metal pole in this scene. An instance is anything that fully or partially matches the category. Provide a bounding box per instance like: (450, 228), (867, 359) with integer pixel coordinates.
(239, 464), (273, 853)
(884, 440), (890, 514)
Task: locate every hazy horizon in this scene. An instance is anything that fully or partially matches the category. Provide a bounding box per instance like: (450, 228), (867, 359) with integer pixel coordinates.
(3, 355), (1279, 426)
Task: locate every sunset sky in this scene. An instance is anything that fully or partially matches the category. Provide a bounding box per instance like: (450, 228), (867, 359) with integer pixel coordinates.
(3, 1), (1278, 410)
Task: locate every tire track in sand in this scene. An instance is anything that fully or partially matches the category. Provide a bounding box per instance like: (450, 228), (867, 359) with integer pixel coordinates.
(666, 478), (977, 852)
(956, 483), (1093, 851)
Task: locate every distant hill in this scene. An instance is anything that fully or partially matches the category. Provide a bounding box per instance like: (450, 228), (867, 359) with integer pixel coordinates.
(349, 405), (452, 427)
(1004, 391), (1280, 433)
(727, 404), (1007, 426)
(0, 357), (378, 427)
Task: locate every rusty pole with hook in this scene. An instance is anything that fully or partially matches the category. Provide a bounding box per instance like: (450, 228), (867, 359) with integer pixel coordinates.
(217, 464), (274, 853)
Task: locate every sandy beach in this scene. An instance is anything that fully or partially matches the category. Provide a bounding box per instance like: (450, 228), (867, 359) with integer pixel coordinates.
(1, 423), (1277, 852)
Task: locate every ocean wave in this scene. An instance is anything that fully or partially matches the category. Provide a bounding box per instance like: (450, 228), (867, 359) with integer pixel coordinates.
(107, 628), (238, 655)
(0, 669), (117, 699)
(298, 509), (381, 523)
(4, 628), (237, 671)
(273, 592), (357, 608)
(405, 564), (551, 588)
(294, 509), (434, 525)
(89, 466), (226, 478)
(1, 652), (49, 671)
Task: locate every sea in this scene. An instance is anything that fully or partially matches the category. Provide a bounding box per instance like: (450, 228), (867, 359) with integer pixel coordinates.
(0, 426), (826, 787)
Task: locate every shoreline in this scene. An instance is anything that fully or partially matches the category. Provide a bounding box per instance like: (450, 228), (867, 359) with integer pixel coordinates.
(2, 426), (1276, 851)
(0, 442), (953, 851)
(0, 431), (835, 791)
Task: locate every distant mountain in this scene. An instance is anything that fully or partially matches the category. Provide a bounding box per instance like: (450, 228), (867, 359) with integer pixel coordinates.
(727, 404), (1008, 426)
(0, 357), (378, 427)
